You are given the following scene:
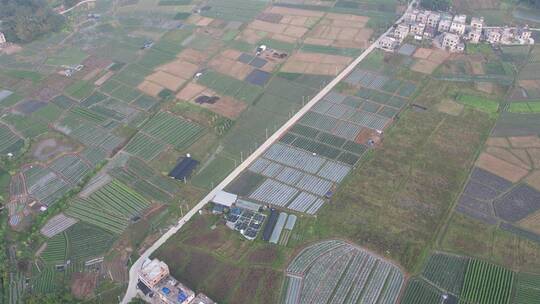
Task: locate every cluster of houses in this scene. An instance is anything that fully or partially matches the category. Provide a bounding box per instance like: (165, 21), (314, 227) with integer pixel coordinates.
(138, 258), (215, 304)
(380, 8), (535, 53)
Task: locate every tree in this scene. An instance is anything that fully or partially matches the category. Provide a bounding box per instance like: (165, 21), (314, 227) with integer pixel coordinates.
(420, 0), (451, 11)
(0, 0), (65, 43)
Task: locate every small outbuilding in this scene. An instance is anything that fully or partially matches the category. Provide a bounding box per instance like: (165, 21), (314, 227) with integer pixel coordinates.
(212, 190), (238, 208)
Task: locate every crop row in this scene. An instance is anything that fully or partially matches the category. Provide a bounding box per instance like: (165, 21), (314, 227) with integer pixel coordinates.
(0, 124), (23, 155)
(124, 133), (165, 161)
(422, 253), (469, 295)
(461, 259), (514, 304)
(142, 112), (205, 150)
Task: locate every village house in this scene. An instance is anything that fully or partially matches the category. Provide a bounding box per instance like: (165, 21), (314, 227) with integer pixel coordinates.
(438, 14), (452, 32)
(450, 14), (467, 35)
(467, 29), (482, 44)
(379, 36), (398, 51)
(416, 10), (429, 24)
(423, 26), (437, 39)
(486, 28), (502, 44)
(0, 32), (6, 45)
(470, 16), (484, 31)
(442, 32), (464, 52)
(411, 22), (426, 37)
(426, 12), (441, 28)
(394, 24), (410, 41)
(404, 9), (419, 23)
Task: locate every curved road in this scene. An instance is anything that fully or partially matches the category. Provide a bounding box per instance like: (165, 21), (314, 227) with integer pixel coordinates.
(121, 2), (416, 302)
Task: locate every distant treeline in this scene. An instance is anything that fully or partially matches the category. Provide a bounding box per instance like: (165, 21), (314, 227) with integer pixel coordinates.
(0, 0), (65, 43)
(420, 0), (450, 11)
(520, 0), (540, 8)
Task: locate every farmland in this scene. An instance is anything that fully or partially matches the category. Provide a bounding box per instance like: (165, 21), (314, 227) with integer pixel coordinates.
(0, 0), (539, 301)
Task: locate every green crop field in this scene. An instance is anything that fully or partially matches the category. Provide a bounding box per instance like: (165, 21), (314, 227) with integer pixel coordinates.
(513, 273), (540, 304)
(422, 253), (469, 295)
(66, 223), (116, 262)
(124, 133), (167, 161)
(66, 180), (151, 234)
(457, 94), (500, 114)
(461, 259), (514, 304)
(0, 123), (24, 155)
(41, 233), (68, 264)
(45, 47), (88, 66)
(65, 80), (95, 100)
(508, 102), (540, 113)
(140, 112), (205, 150)
(198, 70), (264, 105)
(400, 279), (442, 304)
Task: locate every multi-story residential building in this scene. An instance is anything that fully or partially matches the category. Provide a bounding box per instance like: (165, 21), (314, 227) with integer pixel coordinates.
(518, 27), (532, 41)
(442, 32), (464, 52)
(486, 28), (502, 44)
(411, 22), (426, 36)
(423, 26), (437, 39)
(450, 14), (467, 35)
(139, 259), (170, 289)
(501, 27), (515, 44)
(379, 36), (398, 51)
(438, 14), (452, 32)
(416, 10), (429, 24)
(404, 9), (419, 23)
(0, 32), (6, 44)
(467, 29), (482, 44)
(426, 12), (441, 28)
(470, 16), (484, 31)
(394, 24), (410, 41)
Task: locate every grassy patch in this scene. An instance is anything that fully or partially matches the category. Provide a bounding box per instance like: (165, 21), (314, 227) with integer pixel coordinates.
(2, 69), (44, 83)
(457, 94), (499, 114)
(45, 47), (88, 66)
(65, 80), (95, 100)
(508, 102), (540, 113)
(191, 156), (236, 189)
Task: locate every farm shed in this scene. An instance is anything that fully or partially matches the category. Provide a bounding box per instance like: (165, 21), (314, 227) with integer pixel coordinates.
(235, 199), (261, 211)
(212, 190), (238, 207)
(168, 157), (199, 180)
(262, 208), (279, 241)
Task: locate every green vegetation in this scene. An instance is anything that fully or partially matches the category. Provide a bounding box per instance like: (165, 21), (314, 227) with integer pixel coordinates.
(508, 102), (540, 113)
(45, 47), (88, 66)
(457, 94), (500, 114)
(65, 80), (95, 100)
(461, 259), (514, 304)
(0, 0), (65, 42)
(420, 0), (450, 11)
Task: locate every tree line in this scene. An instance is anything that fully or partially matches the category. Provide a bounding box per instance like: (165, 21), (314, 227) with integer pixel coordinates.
(0, 0), (65, 43)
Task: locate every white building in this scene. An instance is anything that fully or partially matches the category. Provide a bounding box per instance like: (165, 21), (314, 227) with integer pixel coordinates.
(139, 259), (170, 289)
(450, 14), (467, 35)
(470, 17), (484, 31)
(0, 32), (6, 44)
(379, 36), (398, 51)
(404, 9), (419, 23)
(394, 24), (410, 41)
(426, 12), (441, 28)
(467, 29), (482, 44)
(442, 32), (464, 52)
(486, 28), (502, 44)
(438, 14), (452, 32)
(411, 23), (426, 36)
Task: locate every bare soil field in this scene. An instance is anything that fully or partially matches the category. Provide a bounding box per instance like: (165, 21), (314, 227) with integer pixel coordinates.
(486, 137), (510, 148)
(475, 82), (495, 94)
(177, 48), (210, 65)
(208, 49), (253, 80)
(508, 136), (540, 148)
(411, 59), (440, 74)
(518, 209), (540, 235)
(411, 49), (451, 74)
(304, 12), (372, 48)
(526, 171), (540, 191)
(145, 70), (186, 92)
(476, 152), (529, 182)
(412, 48), (432, 59)
(281, 52), (352, 75)
(137, 80), (164, 97)
(240, 6), (323, 44)
(70, 272), (98, 299)
(157, 60), (199, 79)
(485, 146), (531, 169)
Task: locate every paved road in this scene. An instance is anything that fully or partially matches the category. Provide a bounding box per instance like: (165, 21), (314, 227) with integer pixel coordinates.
(120, 2), (415, 302)
(59, 0), (96, 14)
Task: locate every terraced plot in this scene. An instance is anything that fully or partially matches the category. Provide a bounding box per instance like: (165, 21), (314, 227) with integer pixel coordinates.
(283, 240), (403, 304)
(461, 259), (514, 304)
(66, 180), (151, 234)
(0, 123), (24, 156)
(127, 112), (205, 157)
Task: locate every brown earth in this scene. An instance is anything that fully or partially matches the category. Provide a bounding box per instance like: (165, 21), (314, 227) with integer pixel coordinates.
(486, 137), (510, 148)
(281, 52), (352, 75)
(184, 227), (227, 250)
(518, 208), (540, 235)
(70, 272), (98, 299)
(177, 48), (209, 65)
(485, 147), (531, 170)
(247, 245), (278, 264)
(411, 59), (439, 74)
(526, 170), (540, 191)
(509, 136), (540, 148)
(528, 148), (540, 168)
(475, 82), (494, 94)
(176, 83), (208, 101)
(192, 96), (247, 119)
(412, 48), (432, 59)
(476, 152), (529, 182)
(137, 80), (164, 97)
(94, 71), (114, 86)
(157, 60), (199, 79)
(208, 55), (252, 80)
(145, 71), (186, 91)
